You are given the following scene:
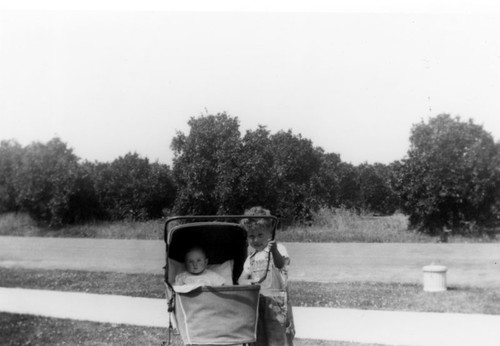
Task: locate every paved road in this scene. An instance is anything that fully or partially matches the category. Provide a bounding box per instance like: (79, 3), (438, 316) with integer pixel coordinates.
(1, 236), (499, 287)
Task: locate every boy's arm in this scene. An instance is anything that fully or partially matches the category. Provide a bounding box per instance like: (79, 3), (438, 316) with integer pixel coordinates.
(269, 240), (286, 269)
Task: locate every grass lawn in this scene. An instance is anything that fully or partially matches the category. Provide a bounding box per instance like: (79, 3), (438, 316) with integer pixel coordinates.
(2, 267), (499, 315)
(0, 313), (388, 346)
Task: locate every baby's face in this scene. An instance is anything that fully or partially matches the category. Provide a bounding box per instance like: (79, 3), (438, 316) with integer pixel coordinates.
(185, 249), (208, 275)
(247, 227), (272, 251)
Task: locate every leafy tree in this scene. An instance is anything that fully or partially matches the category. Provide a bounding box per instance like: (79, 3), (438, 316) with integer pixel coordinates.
(238, 126), (277, 210)
(65, 161), (105, 223)
(91, 161), (115, 218)
(358, 163), (399, 215)
(171, 113), (242, 215)
(12, 138), (80, 226)
(171, 114), (325, 222)
(0, 140), (23, 212)
(145, 162), (177, 218)
(238, 126), (325, 222)
(386, 160), (404, 212)
(1, 137), (174, 224)
(267, 130), (323, 223)
(337, 162), (362, 209)
(311, 152), (342, 208)
(93, 153), (175, 220)
(395, 114), (500, 234)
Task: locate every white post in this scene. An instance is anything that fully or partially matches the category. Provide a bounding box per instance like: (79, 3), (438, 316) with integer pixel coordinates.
(422, 264), (447, 292)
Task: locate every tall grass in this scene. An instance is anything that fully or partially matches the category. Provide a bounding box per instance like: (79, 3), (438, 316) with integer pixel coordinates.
(0, 212), (40, 236)
(1, 210), (497, 242)
(49, 219), (165, 240)
(0, 212), (164, 240)
(280, 208), (431, 243)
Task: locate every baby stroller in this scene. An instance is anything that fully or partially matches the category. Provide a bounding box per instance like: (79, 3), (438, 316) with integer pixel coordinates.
(164, 215), (278, 346)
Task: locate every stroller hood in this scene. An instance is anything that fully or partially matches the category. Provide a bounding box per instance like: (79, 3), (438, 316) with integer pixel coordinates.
(166, 221), (248, 285)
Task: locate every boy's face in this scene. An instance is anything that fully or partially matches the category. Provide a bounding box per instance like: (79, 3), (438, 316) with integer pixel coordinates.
(247, 227), (272, 251)
(185, 249), (208, 275)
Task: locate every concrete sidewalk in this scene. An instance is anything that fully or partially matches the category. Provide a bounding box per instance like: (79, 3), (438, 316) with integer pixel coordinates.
(2, 288), (500, 346)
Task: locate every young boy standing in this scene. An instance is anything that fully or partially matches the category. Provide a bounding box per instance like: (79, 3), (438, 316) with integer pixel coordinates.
(238, 206), (295, 346)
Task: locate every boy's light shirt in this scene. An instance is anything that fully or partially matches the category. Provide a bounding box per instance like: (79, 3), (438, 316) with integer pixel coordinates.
(243, 243), (289, 293)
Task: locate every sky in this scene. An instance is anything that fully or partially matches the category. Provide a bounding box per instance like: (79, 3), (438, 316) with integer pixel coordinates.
(1, 1), (500, 166)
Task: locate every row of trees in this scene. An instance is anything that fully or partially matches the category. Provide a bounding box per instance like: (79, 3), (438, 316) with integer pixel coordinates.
(0, 139), (175, 226)
(170, 114), (400, 224)
(1, 113), (499, 234)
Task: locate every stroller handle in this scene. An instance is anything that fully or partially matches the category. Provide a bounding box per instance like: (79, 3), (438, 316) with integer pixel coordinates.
(164, 215), (278, 242)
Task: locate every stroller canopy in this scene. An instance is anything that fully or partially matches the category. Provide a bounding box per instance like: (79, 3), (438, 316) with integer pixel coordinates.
(166, 220), (249, 284)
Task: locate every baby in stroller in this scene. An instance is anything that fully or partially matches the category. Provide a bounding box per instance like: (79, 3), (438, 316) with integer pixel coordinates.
(175, 246), (226, 286)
